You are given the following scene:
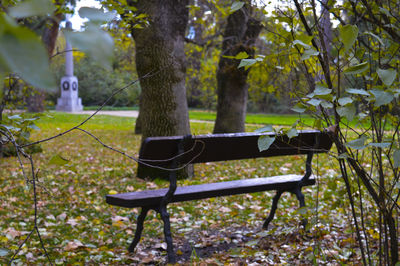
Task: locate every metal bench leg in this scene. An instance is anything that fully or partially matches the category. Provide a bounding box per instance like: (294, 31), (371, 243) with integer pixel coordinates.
(263, 190), (284, 229)
(159, 205), (176, 263)
(292, 187), (308, 228)
(128, 206), (150, 253)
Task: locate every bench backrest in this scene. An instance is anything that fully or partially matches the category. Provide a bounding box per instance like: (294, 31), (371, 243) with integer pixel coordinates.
(138, 129), (334, 179)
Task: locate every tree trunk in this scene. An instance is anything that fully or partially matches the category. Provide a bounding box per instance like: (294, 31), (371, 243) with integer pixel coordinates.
(26, 14), (61, 113)
(134, 95), (142, 134)
(131, 0), (192, 179)
(213, 4), (261, 133)
(42, 14), (62, 57)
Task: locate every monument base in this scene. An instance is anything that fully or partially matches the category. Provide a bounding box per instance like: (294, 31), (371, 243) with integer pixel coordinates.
(56, 76), (83, 112)
(56, 97), (83, 112)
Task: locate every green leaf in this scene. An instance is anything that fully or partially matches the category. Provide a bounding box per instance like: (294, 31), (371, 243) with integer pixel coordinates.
(287, 128), (298, 139)
(275, 16), (292, 24)
(314, 85), (331, 95)
(64, 25), (114, 70)
(0, 14), (56, 90)
(337, 105), (356, 121)
(368, 142), (391, 148)
(377, 68), (397, 86)
(78, 7), (116, 23)
(344, 62), (368, 75)
(234, 51), (249, 59)
(338, 97), (353, 106)
(297, 207), (308, 215)
(8, 114), (21, 120)
(363, 32), (384, 46)
(49, 154), (69, 166)
(301, 48), (319, 60)
(0, 124), (20, 132)
(255, 125), (273, 133)
(345, 136), (367, 150)
(321, 101), (333, 109)
(291, 103), (307, 113)
(293, 39), (311, 49)
(346, 88), (370, 96)
(238, 58), (256, 69)
(230, 1), (245, 13)
(8, 0), (55, 18)
(313, 119), (322, 130)
(370, 89), (394, 107)
(27, 124), (40, 130)
(258, 135), (275, 152)
(379, 7), (391, 17)
(339, 24), (358, 52)
(393, 149), (400, 168)
(307, 98), (321, 106)
(0, 248), (9, 257)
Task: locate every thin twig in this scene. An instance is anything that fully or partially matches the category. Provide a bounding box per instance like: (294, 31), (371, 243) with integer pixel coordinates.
(76, 128), (206, 172)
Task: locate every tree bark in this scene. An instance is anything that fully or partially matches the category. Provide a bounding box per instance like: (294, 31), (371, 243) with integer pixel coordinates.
(131, 0), (192, 179)
(26, 14), (61, 113)
(213, 4), (261, 133)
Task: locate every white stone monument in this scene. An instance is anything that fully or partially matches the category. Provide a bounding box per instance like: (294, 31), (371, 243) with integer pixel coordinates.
(56, 21), (83, 112)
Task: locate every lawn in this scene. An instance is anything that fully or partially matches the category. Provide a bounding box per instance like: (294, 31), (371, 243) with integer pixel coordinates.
(0, 113), (365, 264)
(189, 110), (315, 127)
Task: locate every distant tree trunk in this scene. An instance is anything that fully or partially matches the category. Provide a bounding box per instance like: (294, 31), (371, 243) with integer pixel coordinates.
(26, 14), (61, 113)
(131, 0), (192, 179)
(42, 14), (62, 57)
(186, 0), (206, 108)
(213, 3), (261, 133)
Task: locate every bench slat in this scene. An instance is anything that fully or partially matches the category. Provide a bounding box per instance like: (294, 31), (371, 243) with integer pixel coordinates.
(106, 174), (316, 208)
(137, 130), (333, 179)
(140, 130), (332, 164)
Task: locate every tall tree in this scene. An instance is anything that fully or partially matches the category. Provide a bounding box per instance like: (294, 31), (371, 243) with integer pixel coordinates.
(26, 12), (63, 113)
(129, 0), (192, 178)
(213, 2), (261, 133)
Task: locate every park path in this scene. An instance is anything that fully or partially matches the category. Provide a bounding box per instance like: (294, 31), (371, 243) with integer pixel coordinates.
(74, 110), (139, 117)
(73, 110), (213, 124)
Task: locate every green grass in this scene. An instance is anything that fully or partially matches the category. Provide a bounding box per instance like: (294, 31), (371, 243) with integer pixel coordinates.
(37, 112), (136, 131)
(37, 111), (314, 134)
(58, 106), (315, 127)
(189, 110), (314, 126)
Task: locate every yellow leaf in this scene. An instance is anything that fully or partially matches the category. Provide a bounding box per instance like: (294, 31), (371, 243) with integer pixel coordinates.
(108, 190), (118, 195)
(112, 220), (124, 228)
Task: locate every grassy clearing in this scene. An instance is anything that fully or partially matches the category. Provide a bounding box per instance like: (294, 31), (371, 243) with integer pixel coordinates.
(78, 106), (315, 126)
(0, 113), (365, 264)
(189, 110), (315, 126)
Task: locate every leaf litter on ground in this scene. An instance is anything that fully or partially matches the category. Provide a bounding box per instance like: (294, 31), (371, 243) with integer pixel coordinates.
(0, 114), (370, 264)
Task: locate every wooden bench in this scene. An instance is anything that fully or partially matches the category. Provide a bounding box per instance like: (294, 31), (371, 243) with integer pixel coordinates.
(106, 128), (335, 263)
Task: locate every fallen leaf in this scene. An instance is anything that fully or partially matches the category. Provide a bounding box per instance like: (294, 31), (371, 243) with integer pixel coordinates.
(64, 240), (84, 251)
(219, 206), (231, 213)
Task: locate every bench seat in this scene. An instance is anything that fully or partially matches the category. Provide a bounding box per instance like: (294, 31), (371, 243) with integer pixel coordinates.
(106, 174), (316, 208)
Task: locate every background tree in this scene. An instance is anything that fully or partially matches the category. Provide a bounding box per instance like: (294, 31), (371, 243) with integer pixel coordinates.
(126, 0), (192, 178)
(213, 1), (262, 133)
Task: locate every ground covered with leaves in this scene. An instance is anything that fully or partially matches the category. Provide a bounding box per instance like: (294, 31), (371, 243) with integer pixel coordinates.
(0, 113), (376, 264)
